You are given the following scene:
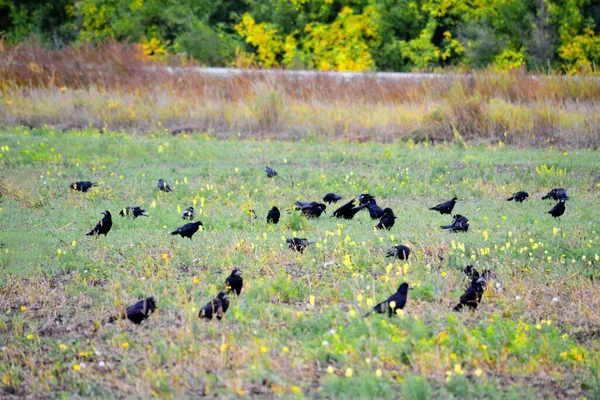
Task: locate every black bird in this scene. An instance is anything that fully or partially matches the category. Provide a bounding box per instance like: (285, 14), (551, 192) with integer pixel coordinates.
(542, 188), (569, 201)
(507, 191), (529, 202)
(182, 206), (195, 220)
(386, 245), (411, 260)
(441, 214), (469, 232)
(547, 200), (566, 218)
(86, 210), (112, 236)
(264, 166), (278, 178)
(171, 221), (203, 239)
(119, 206), (148, 218)
(365, 282), (410, 317)
(365, 199), (384, 219)
(157, 179), (173, 192)
(125, 296), (156, 324)
(358, 193), (376, 205)
(454, 267), (493, 311)
(323, 193), (342, 204)
(199, 292), (230, 320)
(286, 237), (314, 253)
(294, 201), (327, 219)
(225, 268), (243, 296)
(70, 181), (97, 193)
(267, 206), (280, 224)
(429, 197), (458, 215)
(108, 296), (157, 324)
(376, 208), (396, 230)
(332, 199), (365, 220)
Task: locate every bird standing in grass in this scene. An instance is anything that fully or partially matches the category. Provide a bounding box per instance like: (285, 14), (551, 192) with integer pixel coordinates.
(182, 206), (195, 220)
(87, 210), (112, 236)
(157, 179), (172, 192)
(542, 188), (569, 201)
(386, 245), (411, 260)
(506, 191), (529, 202)
(323, 193), (342, 204)
(429, 197), (458, 215)
(267, 206), (280, 224)
(286, 237), (314, 253)
(332, 199), (365, 220)
(119, 206), (148, 218)
(454, 266), (494, 311)
(365, 200), (384, 219)
(70, 181), (97, 193)
(294, 201), (327, 219)
(171, 221), (203, 239)
(199, 292), (230, 320)
(441, 214), (469, 232)
(365, 282), (410, 317)
(547, 200), (566, 219)
(225, 268), (243, 296)
(125, 297), (156, 324)
(376, 208), (396, 230)
(265, 166), (278, 178)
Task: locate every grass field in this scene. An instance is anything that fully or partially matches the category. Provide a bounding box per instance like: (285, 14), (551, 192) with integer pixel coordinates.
(0, 127), (599, 398)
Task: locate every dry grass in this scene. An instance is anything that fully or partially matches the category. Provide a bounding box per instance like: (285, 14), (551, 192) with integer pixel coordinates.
(1, 40), (600, 147)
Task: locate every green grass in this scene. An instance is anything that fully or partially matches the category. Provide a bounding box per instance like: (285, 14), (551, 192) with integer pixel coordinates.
(0, 126), (599, 398)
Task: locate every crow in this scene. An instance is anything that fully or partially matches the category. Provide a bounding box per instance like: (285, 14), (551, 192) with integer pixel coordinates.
(542, 188), (569, 201)
(108, 296), (156, 324)
(376, 208), (396, 230)
(225, 268), (243, 296)
(547, 200), (566, 218)
(453, 267), (494, 311)
(365, 199), (384, 219)
(267, 206), (280, 224)
(429, 197), (458, 215)
(119, 206), (148, 218)
(87, 210), (112, 236)
(294, 201), (327, 219)
(157, 179), (173, 192)
(365, 282), (410, 317)
(441, 214), (469, 232)
(70, 181), (98, 193)
(286, 237), (314, 253)
(199, 292), (230, 320)
(386, 245), (411, 260)
(171, 221), (203, 239)
(182, 206), (195, 220)
(265, 166), (278, 178)
(332, 199), (365, 220)
(323, 193), (342, 204)
(358, 193), (376, 205)
(507, 191), (529, 202)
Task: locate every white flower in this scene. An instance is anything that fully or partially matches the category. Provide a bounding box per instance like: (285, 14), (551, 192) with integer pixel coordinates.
(552, 297), (559, 303)
(329, 329), (336, 335)
(515, 296), (522, 301)
(322, 340), (329, 347)
(98, 361), (106, 368)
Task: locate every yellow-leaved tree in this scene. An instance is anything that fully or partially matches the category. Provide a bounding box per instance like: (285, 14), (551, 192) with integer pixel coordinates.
(301, 6), (380, 72)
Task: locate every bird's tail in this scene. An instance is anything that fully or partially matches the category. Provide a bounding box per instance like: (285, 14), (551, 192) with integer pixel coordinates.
(363, 310), (373, 317)
(171, 230), (179, 235)
(506, 196), (514, 201)
(453, 303), (463, 312)
(440, 224), (453, 229)
(86, 230), (94, 236)
(92, 183), (98, 187)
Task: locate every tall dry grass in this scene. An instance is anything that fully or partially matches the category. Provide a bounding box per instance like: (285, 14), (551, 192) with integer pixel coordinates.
(1, 39), (599, 146)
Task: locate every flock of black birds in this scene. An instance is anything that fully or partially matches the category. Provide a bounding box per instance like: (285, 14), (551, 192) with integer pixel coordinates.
(70, 165), (571, 323)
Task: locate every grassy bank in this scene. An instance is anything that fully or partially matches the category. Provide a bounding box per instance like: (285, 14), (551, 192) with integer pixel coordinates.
(1, 43), (600, 147)
(0, 127), (599, 398)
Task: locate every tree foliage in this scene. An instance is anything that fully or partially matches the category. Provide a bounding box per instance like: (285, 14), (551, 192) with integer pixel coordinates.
(0, 0), (599, 73)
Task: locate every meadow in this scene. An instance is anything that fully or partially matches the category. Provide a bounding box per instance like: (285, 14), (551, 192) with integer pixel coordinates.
(0, 126), (599, 398)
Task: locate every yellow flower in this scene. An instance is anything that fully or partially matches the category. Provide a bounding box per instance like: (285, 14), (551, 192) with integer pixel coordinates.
(283, 347), (289, 353)
(441, 271), (447, 277)
(60, 86), (67, 92)
(474, 369), (483, 377)
(375, 369), (382, 377)
(291, 386), (300, 394)
(122, 342), (129, 348)
(193, 277), (200, 285)
(345, 368), (353, 377)
(20, 306), (27, 311)
(59, 344), (67, 350)
(27, 334), (33, 340)
(73, 364), (81, 371)
(326, 366), (335, 374)
(260, 346), (267, 353)
(71, 241), (76, 246)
